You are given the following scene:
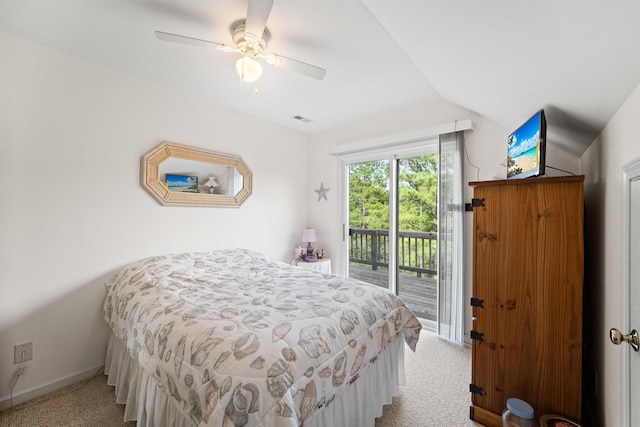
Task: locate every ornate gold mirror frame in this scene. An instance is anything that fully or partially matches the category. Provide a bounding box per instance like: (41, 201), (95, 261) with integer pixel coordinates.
(141, 141), (252, 207)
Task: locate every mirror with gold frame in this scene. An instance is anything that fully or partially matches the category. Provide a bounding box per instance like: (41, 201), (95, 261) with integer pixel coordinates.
(141, 141), (252, 207)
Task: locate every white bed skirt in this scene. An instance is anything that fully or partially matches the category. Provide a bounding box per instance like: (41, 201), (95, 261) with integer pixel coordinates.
(105, 332), (406, 427)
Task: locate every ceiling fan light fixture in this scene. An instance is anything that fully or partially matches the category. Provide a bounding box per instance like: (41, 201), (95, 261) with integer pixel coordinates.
(236, 55), (262, 82)
(156, 2), (326, 82)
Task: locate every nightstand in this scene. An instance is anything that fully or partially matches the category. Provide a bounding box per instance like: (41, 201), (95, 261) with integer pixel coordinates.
(292, 258), (331, 273)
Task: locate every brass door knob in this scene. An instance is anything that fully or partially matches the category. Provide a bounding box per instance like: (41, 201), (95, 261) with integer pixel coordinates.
(610, 328), (639, 351)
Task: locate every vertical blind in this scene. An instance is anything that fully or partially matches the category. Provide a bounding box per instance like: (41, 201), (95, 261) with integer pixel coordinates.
(437, 131), (465, 343)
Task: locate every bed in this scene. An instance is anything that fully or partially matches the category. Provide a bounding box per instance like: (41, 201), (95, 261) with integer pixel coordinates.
(103, 249), (421, 426)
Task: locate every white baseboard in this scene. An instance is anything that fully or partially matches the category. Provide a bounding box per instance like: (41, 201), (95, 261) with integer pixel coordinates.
(0, 365), (104, 411)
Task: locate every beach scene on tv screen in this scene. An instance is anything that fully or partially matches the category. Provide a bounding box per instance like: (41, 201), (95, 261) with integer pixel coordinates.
(507, 113), (541, 178)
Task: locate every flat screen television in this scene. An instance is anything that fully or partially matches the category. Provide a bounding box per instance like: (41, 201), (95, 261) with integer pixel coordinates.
(507, 109), (546, 179)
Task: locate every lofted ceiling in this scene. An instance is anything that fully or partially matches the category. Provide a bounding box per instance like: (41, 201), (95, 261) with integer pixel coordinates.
(2, 0), (639, 155)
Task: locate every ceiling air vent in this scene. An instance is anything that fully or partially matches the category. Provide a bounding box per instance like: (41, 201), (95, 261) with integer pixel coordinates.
(292, 115), (312, 123)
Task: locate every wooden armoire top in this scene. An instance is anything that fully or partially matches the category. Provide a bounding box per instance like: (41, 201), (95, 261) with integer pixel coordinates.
(469, 174), (584, 188)
(469, 175), (584, 187)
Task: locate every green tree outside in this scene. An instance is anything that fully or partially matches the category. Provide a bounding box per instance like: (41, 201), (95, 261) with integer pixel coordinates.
(349, 160), (390, 230)
(349, 155), (438, 274)
(349, 155), (437, 232)
(398, 155), (438, 232)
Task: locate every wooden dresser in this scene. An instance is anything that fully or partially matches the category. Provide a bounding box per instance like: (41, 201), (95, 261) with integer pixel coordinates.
(468, 176), (584, 426)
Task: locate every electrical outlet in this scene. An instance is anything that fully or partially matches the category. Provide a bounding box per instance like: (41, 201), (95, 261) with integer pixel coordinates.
(14, 342), (33, 364)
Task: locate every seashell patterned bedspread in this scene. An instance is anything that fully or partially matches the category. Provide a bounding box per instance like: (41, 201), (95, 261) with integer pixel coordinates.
(103, 249), (421, 427)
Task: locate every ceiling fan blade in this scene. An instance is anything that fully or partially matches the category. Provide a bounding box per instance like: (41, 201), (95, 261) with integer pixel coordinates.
(155, 31), (235, 52)
(263, 54), (327, 80)
(244, 0), (273, 42)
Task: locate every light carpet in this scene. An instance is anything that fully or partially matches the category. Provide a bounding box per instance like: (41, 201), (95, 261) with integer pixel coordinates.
(0, 330), (480, 426)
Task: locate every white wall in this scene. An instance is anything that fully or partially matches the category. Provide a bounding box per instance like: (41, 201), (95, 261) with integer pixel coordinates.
(0, 32), (312, 406)
(580, 83), (640, 427)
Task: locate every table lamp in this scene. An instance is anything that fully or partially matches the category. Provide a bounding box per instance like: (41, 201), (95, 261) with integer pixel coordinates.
(302, 228), (317, 254)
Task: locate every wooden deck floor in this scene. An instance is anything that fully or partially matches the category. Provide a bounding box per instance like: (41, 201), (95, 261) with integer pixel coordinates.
(348, 265), (437, 321)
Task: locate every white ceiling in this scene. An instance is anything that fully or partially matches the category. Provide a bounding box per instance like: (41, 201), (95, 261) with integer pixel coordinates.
(2, 0), (639, 154)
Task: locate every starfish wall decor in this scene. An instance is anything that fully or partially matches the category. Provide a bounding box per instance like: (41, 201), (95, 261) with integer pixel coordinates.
(315, 183), (329, 201)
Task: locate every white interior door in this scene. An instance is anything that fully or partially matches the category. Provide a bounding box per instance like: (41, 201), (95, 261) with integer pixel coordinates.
(628, 174), (639, 426)
(615, 158), (640, 427)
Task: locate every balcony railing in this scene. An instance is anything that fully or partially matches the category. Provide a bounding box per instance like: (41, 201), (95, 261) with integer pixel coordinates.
(349, 228), (437, 277)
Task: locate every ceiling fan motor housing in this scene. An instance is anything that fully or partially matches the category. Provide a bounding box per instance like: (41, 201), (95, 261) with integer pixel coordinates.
(231, 19), (270, 56)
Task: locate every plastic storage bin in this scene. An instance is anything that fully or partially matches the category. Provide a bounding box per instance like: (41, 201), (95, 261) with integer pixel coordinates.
(502, 398), (537, 427)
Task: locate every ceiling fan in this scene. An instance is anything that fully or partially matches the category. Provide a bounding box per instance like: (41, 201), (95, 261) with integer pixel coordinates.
(155, 0), (326, 82)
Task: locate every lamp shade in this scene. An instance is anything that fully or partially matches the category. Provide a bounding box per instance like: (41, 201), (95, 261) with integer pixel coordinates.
(236, 55), (262, 82)
(302, 228), (317, 243)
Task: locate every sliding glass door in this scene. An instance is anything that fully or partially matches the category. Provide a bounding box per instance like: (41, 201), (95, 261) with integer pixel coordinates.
(346, 151), (438, 324)
(347, 159), (390, 290)
(337, 129), (466, 342)
(396, 154), (438, 321)
(341, 132), (464, 342)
